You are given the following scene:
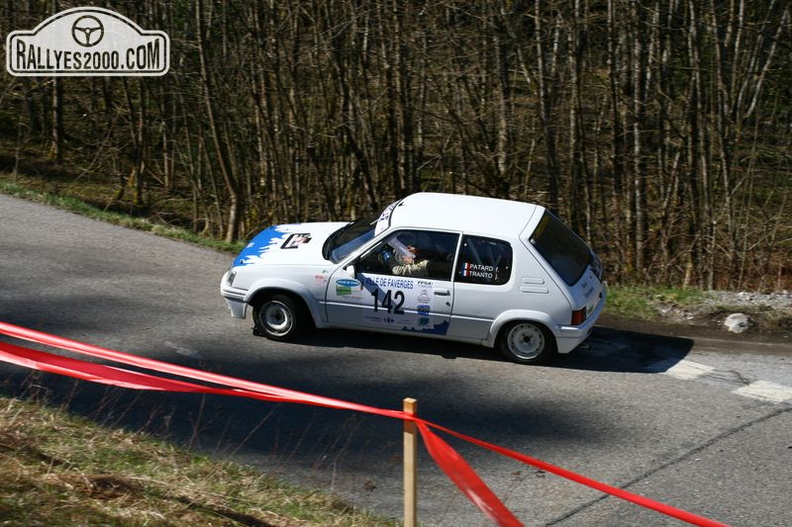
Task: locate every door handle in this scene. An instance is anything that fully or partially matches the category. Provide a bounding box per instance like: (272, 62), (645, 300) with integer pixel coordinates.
(434, 288), (451, 296)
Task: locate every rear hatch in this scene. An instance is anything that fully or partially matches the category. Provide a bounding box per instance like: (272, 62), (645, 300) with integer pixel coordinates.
(524, 211), (604, 324)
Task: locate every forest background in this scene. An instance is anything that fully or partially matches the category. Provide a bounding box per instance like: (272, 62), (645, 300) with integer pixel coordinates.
(1, 0), (790, 292)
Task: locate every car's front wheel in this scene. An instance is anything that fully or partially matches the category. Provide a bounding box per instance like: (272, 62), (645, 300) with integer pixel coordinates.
(252, 293), (309, 341)
(498, 321), (557, 365)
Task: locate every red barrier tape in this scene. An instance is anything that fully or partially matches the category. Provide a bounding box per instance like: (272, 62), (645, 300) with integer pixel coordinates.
(0, 322), (728, 527)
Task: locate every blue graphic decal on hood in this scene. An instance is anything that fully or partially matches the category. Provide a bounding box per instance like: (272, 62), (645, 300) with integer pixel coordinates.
(232, 222), (344, 267)
(233, 226), (289, 267)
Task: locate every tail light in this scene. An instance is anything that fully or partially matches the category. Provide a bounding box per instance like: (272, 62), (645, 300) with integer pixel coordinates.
(571, 308), (587, 325)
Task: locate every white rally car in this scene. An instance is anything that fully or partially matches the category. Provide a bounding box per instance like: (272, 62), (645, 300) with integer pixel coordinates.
(221, 192), (605, 364)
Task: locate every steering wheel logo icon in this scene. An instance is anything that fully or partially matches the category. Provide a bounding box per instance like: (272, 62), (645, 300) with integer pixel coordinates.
(71, 15), (104, 47)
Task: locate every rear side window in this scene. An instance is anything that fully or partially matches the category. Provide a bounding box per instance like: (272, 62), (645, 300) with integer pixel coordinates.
(529, 212), (591, 286)
(456, 236), (512, 285)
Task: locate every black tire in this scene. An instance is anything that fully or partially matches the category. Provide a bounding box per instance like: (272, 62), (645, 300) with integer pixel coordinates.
(498, 321), (557, 365)
(252, 293), (309, 341)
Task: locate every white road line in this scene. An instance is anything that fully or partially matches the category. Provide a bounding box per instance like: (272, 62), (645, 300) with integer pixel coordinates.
(656, 359), (792, 404)
(662, 359), (715, 380)
(732, 381), (792, 404)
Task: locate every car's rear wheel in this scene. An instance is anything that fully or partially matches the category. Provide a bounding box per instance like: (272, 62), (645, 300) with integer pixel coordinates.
(498, 321), (557, 364)
(252, 293), (309, 341)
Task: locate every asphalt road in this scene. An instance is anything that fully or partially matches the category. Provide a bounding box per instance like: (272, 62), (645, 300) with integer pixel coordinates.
(1, 193), (790, 527)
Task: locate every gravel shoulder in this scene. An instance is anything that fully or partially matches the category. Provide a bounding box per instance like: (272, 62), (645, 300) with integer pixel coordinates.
(599, 290), (792, 354)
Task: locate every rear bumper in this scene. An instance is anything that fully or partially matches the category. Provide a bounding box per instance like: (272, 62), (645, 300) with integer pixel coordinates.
(555, 287), (607, 354)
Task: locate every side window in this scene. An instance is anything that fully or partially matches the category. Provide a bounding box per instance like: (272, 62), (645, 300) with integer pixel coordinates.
(358, 230), (458, 281)
(456, 236), (512, 285)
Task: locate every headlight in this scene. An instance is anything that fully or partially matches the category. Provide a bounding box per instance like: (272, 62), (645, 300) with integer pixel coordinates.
(225, 270), (237, 286)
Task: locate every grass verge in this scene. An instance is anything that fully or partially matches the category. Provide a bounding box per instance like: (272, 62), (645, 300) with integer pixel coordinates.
(604, 285), (706, 321)
(0, 394), (396, 527)
(0, 178), (245, 254)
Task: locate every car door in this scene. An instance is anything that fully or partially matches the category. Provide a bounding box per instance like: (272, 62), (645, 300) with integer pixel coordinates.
(448, 235), (515, 340)
(326, 230), (459, 336)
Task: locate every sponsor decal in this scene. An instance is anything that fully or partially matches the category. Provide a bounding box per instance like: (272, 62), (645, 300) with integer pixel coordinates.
(281, 233), (311, 249)
(581, 278), (595, 298)
(364, 276), (415, 290)
(375, 200), (399, 235)
(335, 278), (362, 296)
(404, 320), (450, 335)
(6, 7), (169, 77)
(363, 314), (393, 324)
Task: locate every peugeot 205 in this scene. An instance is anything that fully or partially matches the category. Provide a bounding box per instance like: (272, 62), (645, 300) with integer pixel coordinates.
(220, 192), (606, 364)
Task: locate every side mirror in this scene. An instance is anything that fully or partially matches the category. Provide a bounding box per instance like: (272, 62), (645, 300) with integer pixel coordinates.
(343, 263), (356, 276)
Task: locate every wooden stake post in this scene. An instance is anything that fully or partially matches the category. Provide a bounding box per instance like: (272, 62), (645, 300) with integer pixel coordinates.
(403, 397), (418, 527)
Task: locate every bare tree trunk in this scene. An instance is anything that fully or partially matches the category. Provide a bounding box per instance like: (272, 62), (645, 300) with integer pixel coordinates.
(46, 0), (63, 163)
(122, 79), (148, 207)
(394, 2), (416, 194)
(568, 0), (587, 234)
(196, 0), (241, 243)
(607, 0), (628, 281)
(535, 0), (560, 213)
(630, 0), (647, 278)
(48, 78), (63, 163)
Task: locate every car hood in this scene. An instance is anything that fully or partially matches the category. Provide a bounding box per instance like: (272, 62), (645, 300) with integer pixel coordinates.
(232, 222), (346, 267)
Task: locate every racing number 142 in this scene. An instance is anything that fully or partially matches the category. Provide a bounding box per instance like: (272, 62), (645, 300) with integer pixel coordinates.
(372, 289), (405, 314)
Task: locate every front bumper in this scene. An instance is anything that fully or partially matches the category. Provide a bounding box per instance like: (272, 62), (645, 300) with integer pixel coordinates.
(221, 270), (248, 319)
(224, 295), (248, 319)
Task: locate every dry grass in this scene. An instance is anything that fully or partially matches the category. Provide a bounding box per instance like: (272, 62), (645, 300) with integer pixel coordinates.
(0, 395), (396, 527)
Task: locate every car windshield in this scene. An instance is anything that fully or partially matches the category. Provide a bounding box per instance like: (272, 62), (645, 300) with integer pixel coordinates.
(529, 211), (592, 286)
(323, 212), (380, 263)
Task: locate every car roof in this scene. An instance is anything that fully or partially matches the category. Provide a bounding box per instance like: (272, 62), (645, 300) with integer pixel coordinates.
(387, 192), (543, 237)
